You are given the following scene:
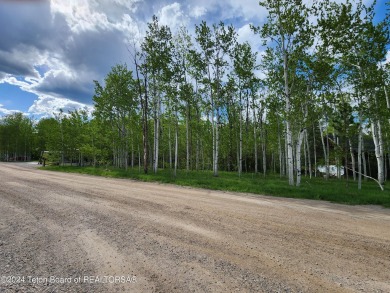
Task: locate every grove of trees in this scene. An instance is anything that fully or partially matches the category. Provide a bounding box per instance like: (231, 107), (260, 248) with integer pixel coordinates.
(1, 0), (389, 190)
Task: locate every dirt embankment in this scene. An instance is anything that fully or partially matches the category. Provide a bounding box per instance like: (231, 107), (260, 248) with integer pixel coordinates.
(1, 162), (389, 292)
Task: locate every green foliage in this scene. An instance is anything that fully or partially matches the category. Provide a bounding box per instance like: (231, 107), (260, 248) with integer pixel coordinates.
(0, 113), (36, 161)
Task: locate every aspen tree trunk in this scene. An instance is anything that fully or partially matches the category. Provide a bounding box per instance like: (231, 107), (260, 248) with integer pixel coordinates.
(384, 83), (390, 126)
(304, 136), (307, 177)
(278, 120), (283, 177)
(153, 86), (157, 172)
(253, 97), (258, 174)
(319, 121), (328, 179)
(372, 119), (385, 185)
(138, 145), (141, 173)
(362, 142), (367, 180)
(344, 136), (349, 182)
(195, 97), (200, 171)
(335, 135), (340, 179)
(133, 53), (148, 174)
(208, 67), (217, 176)
(214, 63), (221, 177)
(186, 103), (190, 172)
(143, 107), (148, 174)
(326, 129), (330, 179)
(262, 135), (266, 177)
(174, 110), (179, 178)
(236, 136), (239, 173)
(112, 132), (116, 167)
(196, 137), (200, 171)
(149, 139), (153, 168)
(238, 92), (243, 177)
(285, 135), (288, 179)
(201, 140), (205, 170)
(92, 135), (96, 167)
(305, 130), (312, 179)
(349, 139), (356, 181)
(358, 117), (363, 190)
(168, 125), (172, 169)
(212, 111), (215, 173)
(131, 131), (134, 169)
(296, 130), (305, 186)
(313, 125), (317, 177)
(215, 109), (220, 177)
(284, 50), (294, 185)
(60, 119), (64, 167)
(153, 94), (161, 174)
(125, 129), (128, 171)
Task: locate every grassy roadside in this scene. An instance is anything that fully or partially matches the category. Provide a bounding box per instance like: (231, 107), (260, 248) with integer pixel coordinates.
(42, 165), (390, 208)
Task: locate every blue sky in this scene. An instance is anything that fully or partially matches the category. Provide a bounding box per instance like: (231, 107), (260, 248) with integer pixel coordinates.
(0, 0), (388, 118)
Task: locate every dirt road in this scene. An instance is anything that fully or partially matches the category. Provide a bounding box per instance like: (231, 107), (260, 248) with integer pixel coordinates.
(0, 162), (389, 292)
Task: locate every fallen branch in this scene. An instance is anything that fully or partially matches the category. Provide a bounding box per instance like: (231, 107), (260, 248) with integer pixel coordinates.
(345, 167), (384, 191)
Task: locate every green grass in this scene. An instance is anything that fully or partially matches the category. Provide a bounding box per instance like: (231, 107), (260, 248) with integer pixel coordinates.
(42, 165), (390, 208)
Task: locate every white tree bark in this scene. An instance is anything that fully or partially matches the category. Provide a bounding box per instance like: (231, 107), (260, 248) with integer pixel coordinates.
(214, 109), (220, 177)
(138, 145), (141, 173)
(358, 119), (362, 190)
(279, 32), (294, 185)
(153, 94), (161, 174)
(186, 102), (190, 172)
(362, 140), (367, 180)
(384, 85), (389, 109)
(278, 121), (283, 177)
(262, 128), (266, 177)
(168, 124), (172, 169)
(253, 96), (258, 174)
(131, 130), (134, 169)
(305, 130), (312, 179)
(371, 119), (385, 185)
(196, 136), (200, 171)
(174, 111), (179, 177)
(349, 139), (356, 181)
(296, 130), (305, 187)
(239, 112), (243, 176)
(313, 125), (317, 178)
(319, 121), (328, 179)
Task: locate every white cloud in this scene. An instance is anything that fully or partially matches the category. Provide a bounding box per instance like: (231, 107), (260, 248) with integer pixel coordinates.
(237, 24), (266, 78)
(0, 45), (47, 78)
(237, 24), (262, 50)
(0, 104), (21, 116)
(189, 6), (207, 19)
(50, 0), (111, 34)
(28, 96), (92, 117)
(158, 3), (188, 32)
(227, 0), (267, 22)
(385, 50), (390, 65)
(112, 0), (141, 13)
(0, 3), (133, 105)
(114, 13), (142, 38)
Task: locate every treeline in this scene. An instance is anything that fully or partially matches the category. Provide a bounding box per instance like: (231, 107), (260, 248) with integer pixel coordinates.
(1, 0), (389, 190)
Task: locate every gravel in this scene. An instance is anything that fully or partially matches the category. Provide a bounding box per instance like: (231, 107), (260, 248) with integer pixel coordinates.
(1, 162), (390, 292)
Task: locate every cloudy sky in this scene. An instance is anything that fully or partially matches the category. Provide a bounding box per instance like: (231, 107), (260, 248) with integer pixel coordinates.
(0, 0), (387, 118)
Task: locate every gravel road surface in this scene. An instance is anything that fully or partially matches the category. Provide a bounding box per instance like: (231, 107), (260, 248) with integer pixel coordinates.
(0, 162), (389, 292)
